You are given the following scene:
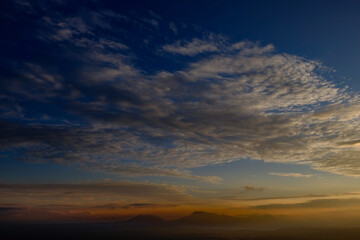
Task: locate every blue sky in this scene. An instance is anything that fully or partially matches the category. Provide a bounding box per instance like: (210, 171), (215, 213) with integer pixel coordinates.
(2, 0), (360, 221)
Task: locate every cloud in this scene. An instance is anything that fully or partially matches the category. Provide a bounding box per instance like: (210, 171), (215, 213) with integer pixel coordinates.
(0, 181), (191, 203)
(41, 16), (90, 42)
(3, 0), (360, 181)
(243, 185), (264, 191)
(148, 10), (161, 20)
(163, 38), (220, 56)
(253, 198), (360, 209)
(0, 207), (26, 212)
(243, 194), (329, 201)
(1, 37), (357, 178)
(87, 163), (222, 183)
(120, 203), (166, 209)
(169, 22), (178, 34)
(269, 172), (313, 178)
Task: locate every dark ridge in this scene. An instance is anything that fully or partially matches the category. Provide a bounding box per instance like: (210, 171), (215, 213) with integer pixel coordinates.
(124, 214), (167, 226)
(173, 211), (242, 226)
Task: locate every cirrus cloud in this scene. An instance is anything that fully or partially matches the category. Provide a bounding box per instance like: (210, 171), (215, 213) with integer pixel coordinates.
(269, 172), (313, 178)
(2, 0), (360, 182)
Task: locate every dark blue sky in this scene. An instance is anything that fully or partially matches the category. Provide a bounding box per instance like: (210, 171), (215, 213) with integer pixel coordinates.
(106, 0), (360, 88)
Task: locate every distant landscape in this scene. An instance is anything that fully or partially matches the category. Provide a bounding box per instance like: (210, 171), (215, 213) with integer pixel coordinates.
(3, 212), (360, 240)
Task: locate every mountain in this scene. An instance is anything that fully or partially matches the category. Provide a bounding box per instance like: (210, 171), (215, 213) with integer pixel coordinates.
(236, 214), (275, 222)
(124, 214), (167, 226)
(174, 211), (243, 226)
(119, 212), (277, 228)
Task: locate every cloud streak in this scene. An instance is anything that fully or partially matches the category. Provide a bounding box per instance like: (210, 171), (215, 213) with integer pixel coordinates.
(253, 198), (360, 209)
(269, 172), (313, 178)
(243, 185), (264, 191)
(0, 181), (191, 203)
(163, 38), (220, 56)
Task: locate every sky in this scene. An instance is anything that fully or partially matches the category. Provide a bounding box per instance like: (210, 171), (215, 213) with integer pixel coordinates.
(2, 0), (360, 224)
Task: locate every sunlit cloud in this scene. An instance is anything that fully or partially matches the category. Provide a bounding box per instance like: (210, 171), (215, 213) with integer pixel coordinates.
(269, 172), (313, 178)
(243, 185), (264, 191)
(253, 198), (360, 209)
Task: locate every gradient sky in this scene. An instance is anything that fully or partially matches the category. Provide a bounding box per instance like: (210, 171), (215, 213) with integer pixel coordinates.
(2, 0), (360, 223)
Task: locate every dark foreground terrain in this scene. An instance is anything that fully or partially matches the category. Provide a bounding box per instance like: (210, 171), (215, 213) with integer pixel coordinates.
(1, 212), (359, 240)
(2, 223), (360, 240)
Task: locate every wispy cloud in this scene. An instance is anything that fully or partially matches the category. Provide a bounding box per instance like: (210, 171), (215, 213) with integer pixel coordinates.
(243, 185), (264, 191)
(254, 198), (360, 209)
(87, 164), (223, 183)
(169, 22), (178, 34)
(269, 172), (313, 178)
(2, 0), (360, 182)
(0, 181), (192, 204)
(163, 38), (220, 56)
(0, 206), (26, 212)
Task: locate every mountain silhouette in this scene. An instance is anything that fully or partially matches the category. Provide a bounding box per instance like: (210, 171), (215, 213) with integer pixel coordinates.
(119, 211), (277, 228)
(124, 214), (167, 226)
(174, 211), (243, 226)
